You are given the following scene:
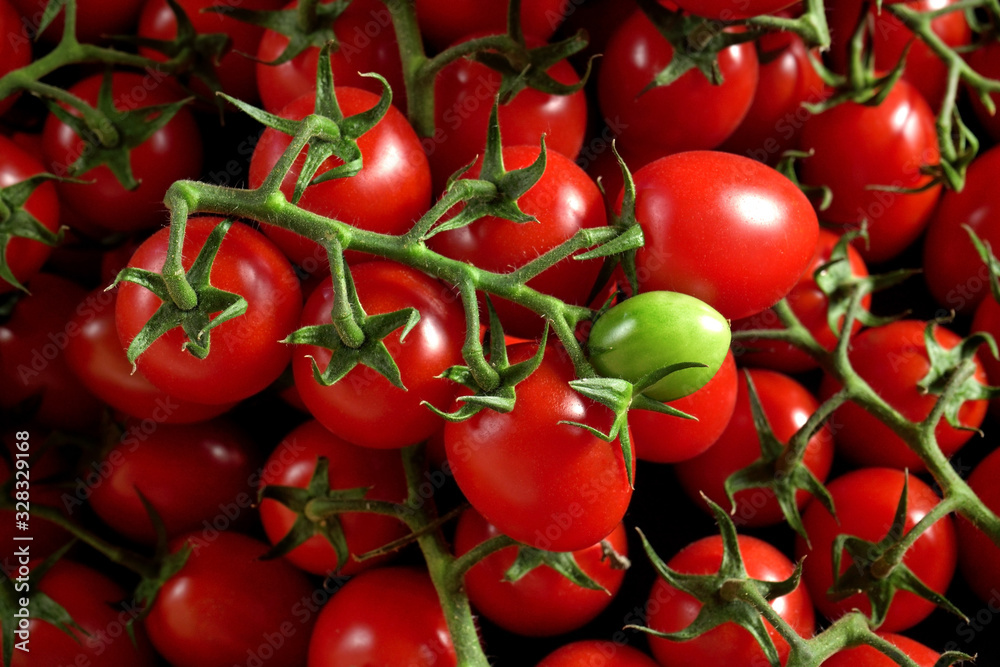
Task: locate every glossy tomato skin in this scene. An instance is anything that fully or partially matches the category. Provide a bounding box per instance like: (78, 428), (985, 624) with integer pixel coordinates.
(732, 228), (871, 373)
(307, 566), (457, 667)
(249, 86), (430, 269)
(971, 296), (1000, 402)
(453, 509), (628, 637)
(956, 446), (1000, 604)
(675, 368), (835, 527)
(293, 261), (466, 449)
(256, 0), (406, 114)
(116, 217), (303, 405)
(647, 534), (815, 666)
(0, 134), (61, 293)
(414, 0), (568, 52)
(795, 468), (958, 632)
(0, 560), (158, 667)
(41, 71), (203, 233)
(428, 145), (606, 338)
(923, 143), (1000, 314)
(138, 0), (284, 103)
(536, 640), (661, 667)
(598, 9), (758, 169)
(0, 0), (31, 117)
(821, 632), (941, 666)
(65, 287), (236, 423)
(630, 349), (738, 463)
(625, 150), (819, 321)
(445, 342), (633, 552)
(967, 42), (1000, 140)
(258, 419), (408, 575)
(797, 78), (941, 264)
(147, 531), (317, 667)
(429, 40), (587, 190)
(819, 320), (988, 471)
(87, 418), (260, 545)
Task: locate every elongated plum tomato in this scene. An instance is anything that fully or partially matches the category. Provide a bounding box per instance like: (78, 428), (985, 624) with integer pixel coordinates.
(625, 151), (819, 321)
(588, 291), (730, 401)
(115, 217), (302, 405)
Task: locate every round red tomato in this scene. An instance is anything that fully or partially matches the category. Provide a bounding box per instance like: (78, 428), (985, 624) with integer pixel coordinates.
(258, 419), (408, 575)
(536, 640), (660, 667)
(598, 9), (758, 169)
(923, 142), (1000, 315)
(428, 144), (606, 338)
(821, 632), (941, 666)
(256, 0), (406, 114)
(797, 78), (940, 264)
(0, 134), (61, 293)
(630, 348), (738, 463)
(624, 150), (819, 321)
(428, 38), (587, 191)
(795, 467), (957, 632)
(453, 509), (627, 636)
(0, 0), (31, 117)
(675, 368), (835, 527)
(116, 216), (303, 405)
(293, 261), (466, 449)
(307, 566), (457, 667)
(248, 85), (430, 269)
(65, 287), (236, 423)
(646, 534), (815, 667)
(444, 342), (633, 552)
(732, 228), (871, 373)
(414, 0), (569, 52)
(1, 559), (158, 667)
(41, 71), (203, 233)
(956, 446), (1000, 604)
(87, 418), (259, 545)
(819, 320), (988, 471)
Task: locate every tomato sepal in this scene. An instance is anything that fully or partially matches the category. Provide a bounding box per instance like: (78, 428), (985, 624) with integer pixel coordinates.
(0, 172), (70, 292)
(213, 0), (345, 67)
(504, 546), (609, 593)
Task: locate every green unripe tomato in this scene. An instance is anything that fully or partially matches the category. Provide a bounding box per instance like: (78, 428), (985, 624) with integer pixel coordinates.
(587, 291), (731, 402)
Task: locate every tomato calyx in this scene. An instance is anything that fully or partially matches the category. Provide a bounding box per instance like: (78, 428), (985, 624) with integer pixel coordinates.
(502, 545), (611, 593)
(112, 218), (248, 365)
(827, 475), (966, 629)
(217, 0), (344, 67)
(0, 173), (67, 292)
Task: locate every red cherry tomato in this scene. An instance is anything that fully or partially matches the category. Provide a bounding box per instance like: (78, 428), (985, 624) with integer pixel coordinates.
(797, 78), (941, 264)
(258, 419), (408, 575)
(116, 217), (303, 405)
(307, 566), (457, 667)
(598, 9), (758, 169)
(675, 368), (835, 527)
(625, 150), (819, 321)
(0, 0), (31, 117)
(428, 144), (606, 338)
(293, 261), (466, 449)
(956, 446), (1000, 605)
(647, 534), (815, 666)
(453, 509), (628, 636)
(822, 632), (942, 666)
(445, 342), (633, 552)
(795, 467), (958, 632)
(819, 320), (988, 471)
(414, 0), (569, 52)
(536, 640), (660, 667)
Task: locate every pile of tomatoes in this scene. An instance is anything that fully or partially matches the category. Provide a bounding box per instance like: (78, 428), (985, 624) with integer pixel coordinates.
(4, 0), (1000, 665)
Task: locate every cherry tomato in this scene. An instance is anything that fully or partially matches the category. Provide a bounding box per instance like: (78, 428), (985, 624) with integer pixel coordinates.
(146, 531), (317, 667)
(9, 0), (144, 44)
(293, 261), (466, 449)
(258, 419), (408, 575)
(732, 228), (871, 373)
(445, 342), (633, 552)
(630, 349), (738, 463)
(116, 216), (303, 405)
(41, 71), (203, 233)
(675, 368), (835, 527)
(87, 418), (260, 545)
(414, 0), (569, 52)
(956, 446), (1000, 605)
(821, 632), (942, 666)
(646, 533), (815, 666)
(248, 85), (431, 269)
(624, 150), (819, 321)
(797, 78), (940, 264)
(0, 134), (61, 293)
(428, 144), (606, 338)
(818, 320), (988, 471)
(536, 640), (661, 667)
(795, 467), (958, 632)
(598, 9), (758, 169)
(454, 509), (628, 636)
(256, 0), (406, 114)
(307, 566), (457, 667)
(0, 0), (31, 117)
